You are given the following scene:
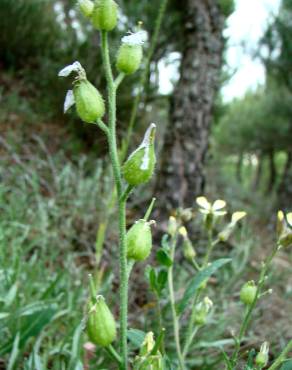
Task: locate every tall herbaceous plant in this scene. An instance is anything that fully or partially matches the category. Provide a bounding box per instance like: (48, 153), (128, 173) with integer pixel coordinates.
(59, 1), (157, 368)
(57, 1), (292, 369)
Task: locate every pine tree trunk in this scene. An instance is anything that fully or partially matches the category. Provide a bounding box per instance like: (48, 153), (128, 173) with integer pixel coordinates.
(278, 151), (292, 210)
(266, 150), (277, 194)
(156, 0), (225, 212)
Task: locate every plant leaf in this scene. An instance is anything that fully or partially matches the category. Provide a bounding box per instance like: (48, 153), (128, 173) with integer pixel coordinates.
(156, 249), (173, 267)
(127, 328), (146, 349)
(177, 258), (231, 315)
(280, 359), (292, 370)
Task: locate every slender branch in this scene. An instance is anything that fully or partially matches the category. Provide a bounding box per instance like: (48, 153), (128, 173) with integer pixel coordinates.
(115, 72), (125, 89)
(106, 344), (122, 365)
(120, 184), (134, 203)
(100, 30), (128, 370)
(168, 235), (185, 370)
(121, 0), (169, 160)
(231, 244), (280, 365)
(96, 119), (110, 136)
(183, 326), (199, 358)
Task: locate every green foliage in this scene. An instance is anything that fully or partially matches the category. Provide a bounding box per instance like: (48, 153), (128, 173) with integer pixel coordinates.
(218, 0), (235, 17)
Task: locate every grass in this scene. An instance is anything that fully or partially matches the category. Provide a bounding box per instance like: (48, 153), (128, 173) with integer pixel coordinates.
(0, 130), (291, 369)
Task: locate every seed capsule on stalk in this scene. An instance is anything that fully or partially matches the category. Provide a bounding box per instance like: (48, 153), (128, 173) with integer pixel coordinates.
(87, 295), (117, 347)
(116, 31), (146, 74)
(92, 0), (118, 31)
(126, 219), (153, 261)
(73, 80), (105, 123)
(58, 61), (105, 123)
(240, 280), (257, 306)
(123, 123), (156, 186)
(255, 342), (269, 367)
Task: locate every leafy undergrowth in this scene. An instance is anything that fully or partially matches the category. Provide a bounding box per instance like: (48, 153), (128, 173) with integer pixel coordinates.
(0, 130), (291, 369)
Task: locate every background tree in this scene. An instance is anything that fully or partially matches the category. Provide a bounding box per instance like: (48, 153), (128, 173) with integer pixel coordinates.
(156, 0), (234, 212)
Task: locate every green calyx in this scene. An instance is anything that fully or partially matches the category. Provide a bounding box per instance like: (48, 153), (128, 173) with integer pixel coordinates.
(91, 0), (118, 31)
(87, 295), (117, 346)
(116, 44), (143, 75)
(126, 219), (153, 261)
(123, 123), (156, 186)
(73, 80), (105, 123)
(240, 280), (257, 306)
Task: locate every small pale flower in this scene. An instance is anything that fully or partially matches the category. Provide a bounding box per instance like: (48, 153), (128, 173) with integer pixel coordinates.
(121, 30), (148, 46)
(168, 216), (177, 236)
(64, 90), (75, 113)
(58, 61), (84, 77)
(278, 210), (292, 247)
(196, 196), (227, 217)
(178, 226), (187, 238)
(231, 211), (247, 224)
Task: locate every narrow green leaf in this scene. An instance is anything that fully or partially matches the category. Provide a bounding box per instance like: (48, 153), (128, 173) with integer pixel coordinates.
(177, 258), (231, 315)
(156, 249), (173, 267)
(7, 333), (20, 370)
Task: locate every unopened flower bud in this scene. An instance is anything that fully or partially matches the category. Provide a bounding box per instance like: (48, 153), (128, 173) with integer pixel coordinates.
(123, 123), (156, 186)
(135, 332), (163, 370)
(240, 280), (257, 306)
(116, 31), (146, 74)
(179, 227), (196, 261)
(78, 0), (94, 18)
(168, 216), (177, 237)
(74, 80), (105, 123)
(126, 219), (153, 261)
(194, 297), (213, 326)
(87, 295), (116, 346)
(92, 0), (118, 31)
(255, 342), (269, 367)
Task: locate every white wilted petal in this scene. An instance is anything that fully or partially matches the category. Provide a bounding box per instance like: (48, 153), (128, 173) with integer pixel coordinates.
(232, 211), (247, 224)
(196, 196), (211, 210)
(64, 90), (75, 113)
(58, 61), (82, 77)
(121, 30), (148, 45)
(287, 212), (292, 227)
(212, 199), (226, 211)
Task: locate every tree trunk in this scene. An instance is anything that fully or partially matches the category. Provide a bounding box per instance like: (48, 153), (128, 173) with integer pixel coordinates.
(236, 153), (243, 183)
(156, 0), (225, 212)
(278, 151), (292, 210)
(266, 150), (277, 194)
(252, 153), (263, 191)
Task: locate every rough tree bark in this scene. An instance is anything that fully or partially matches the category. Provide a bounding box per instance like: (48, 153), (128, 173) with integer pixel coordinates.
(156, 0), (225, 212)
(278, 151), (292, 210)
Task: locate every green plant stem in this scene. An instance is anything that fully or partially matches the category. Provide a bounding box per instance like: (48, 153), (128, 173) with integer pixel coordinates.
(106, 344), (122, 365)
(168, 235), (185, 370)
(121, 0), (168, 159)
(155, 292), (165, 353)
(267, 340), (292, 370)
(100, 30), (128, 370)
(183, 228), (213, 358)
(231, 244), (281, 365)
(144, 197), (156, 221)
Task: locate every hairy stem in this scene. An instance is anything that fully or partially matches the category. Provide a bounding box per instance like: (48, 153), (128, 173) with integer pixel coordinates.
(100, 30), (128, 369)
(168, 235), (185, 370)
(231, 244), (280, 365)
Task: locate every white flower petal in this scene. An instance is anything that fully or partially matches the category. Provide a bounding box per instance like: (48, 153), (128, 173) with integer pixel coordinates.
(58, 61), (82, 77)
(231, 211), (247, 224)
(212, 200), (226, 211)
(287, 212), (292, 227)
(122, 30), (148, 45)
(196, 196), (211, 210)
(64, 90), (75, 113)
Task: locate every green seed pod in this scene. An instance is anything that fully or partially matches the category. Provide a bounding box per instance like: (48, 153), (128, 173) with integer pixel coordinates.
(78, 0), (94, 18)
(123, 123), (156, 186)
(255, 342), (269, 367)
(240, 280), (257, 305)
(117, 44), (143, 75)
(127, 219), (153, 261)
(116, 31), (146, 75)
(91, 0), (118, 31)
(73, 80), (105, 123)
(193, 297), (213, 326)
(87, 295), (116, 347)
